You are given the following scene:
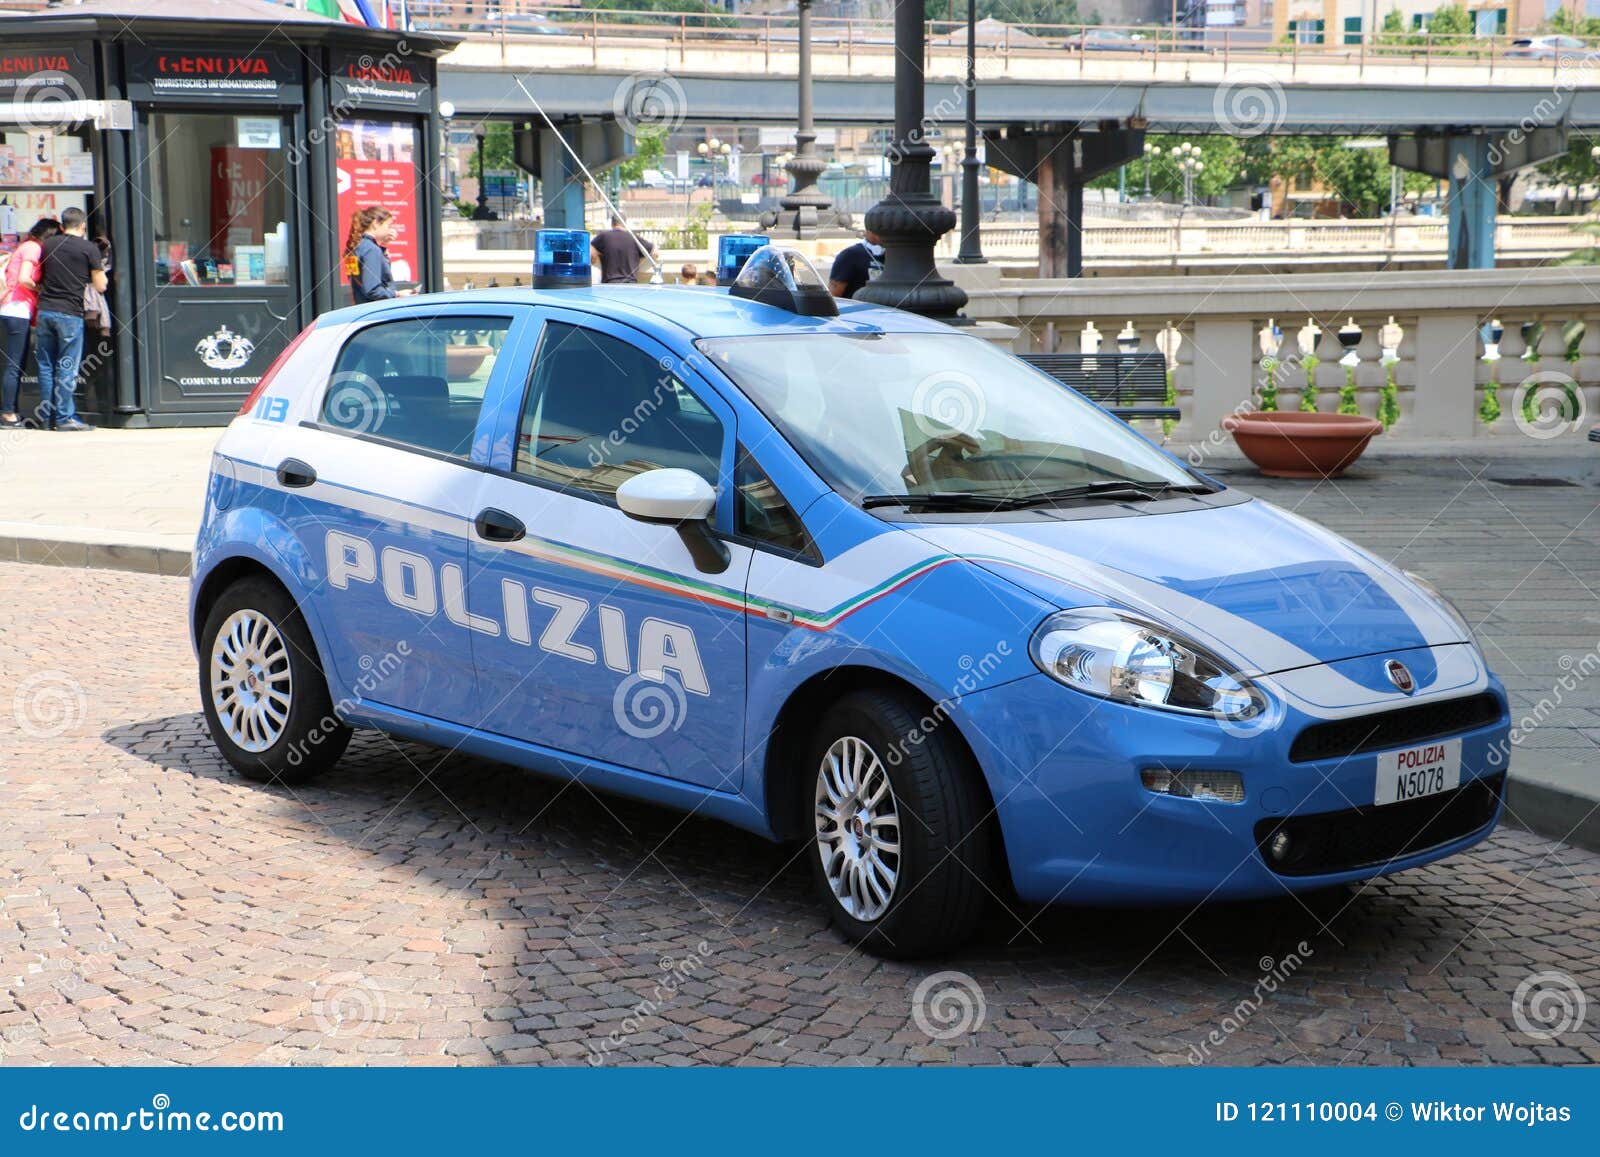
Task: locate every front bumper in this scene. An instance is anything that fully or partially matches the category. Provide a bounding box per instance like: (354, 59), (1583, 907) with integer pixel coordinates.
(956, 667), (1510, 906)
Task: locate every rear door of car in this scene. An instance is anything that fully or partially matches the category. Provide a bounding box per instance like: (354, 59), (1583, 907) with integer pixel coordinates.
(277, 304), (537, 726)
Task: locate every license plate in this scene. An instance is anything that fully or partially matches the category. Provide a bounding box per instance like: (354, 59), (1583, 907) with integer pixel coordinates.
(1374, 738), (1461, 806)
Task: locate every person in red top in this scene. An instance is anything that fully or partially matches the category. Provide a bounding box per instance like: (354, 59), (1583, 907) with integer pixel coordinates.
(0, 217), (59, 428)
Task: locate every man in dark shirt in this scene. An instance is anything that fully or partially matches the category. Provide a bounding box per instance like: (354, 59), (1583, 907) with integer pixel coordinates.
(35, 206), (106, 431)
(589, 216), (656, 284)
(828, 230), (884, 299)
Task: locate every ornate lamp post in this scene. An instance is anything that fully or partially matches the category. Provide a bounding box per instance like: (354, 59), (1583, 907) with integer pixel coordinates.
(1175, 143), (1203, 206)
(953, 0), (985, 264)
(855, 0), (966, 320)
(698, 138), (731, 206)
(472, 124), (492, 220)
(1142, 141), (1160, 199)
(767, 0), (850, 237)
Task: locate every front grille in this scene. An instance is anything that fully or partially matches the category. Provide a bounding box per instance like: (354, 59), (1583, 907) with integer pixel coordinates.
(1255, 773), (1503, 877)
(1288, 692), (1503, 763)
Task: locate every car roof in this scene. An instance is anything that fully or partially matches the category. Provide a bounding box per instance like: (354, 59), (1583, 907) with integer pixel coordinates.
(317, 285), (963, 342)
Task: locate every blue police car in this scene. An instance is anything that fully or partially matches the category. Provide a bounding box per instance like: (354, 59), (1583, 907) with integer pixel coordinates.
(191, 246), (1511, 957)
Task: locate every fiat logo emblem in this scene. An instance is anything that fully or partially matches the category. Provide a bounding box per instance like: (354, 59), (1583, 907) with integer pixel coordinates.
(1385, 659), (1415, 694)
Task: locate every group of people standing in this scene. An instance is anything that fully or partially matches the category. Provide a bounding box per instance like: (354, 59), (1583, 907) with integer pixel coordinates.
(0, 207), (109, 431)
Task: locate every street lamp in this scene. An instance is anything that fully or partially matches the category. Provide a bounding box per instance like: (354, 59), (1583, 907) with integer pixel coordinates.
(855, 0), (965, 320)
(766, 0), (850, 238)
(698, 138), (731, 205)
(1175, 143), (1203, 206)
(1142, 142), (1161, 199)
(953, 0), (985, 265)
(472, 123), (491, 220)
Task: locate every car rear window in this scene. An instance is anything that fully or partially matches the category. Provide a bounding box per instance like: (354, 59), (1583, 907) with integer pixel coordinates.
(322, 315), (513, 457)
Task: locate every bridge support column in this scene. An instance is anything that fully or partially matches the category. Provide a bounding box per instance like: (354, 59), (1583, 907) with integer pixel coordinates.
(1444, 135), (1495, 271)
(1390, 125), (1566, 271)
(515, 120), (630, 231)
(988, 123), (1143, 279)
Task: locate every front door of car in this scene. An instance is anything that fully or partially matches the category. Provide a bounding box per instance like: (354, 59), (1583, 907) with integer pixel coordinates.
(280, 307), (531, 727)
(465, 312), (751, 792)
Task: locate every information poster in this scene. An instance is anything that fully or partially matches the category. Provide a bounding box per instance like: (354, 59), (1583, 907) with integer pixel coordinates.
(334, 119), (418, 286)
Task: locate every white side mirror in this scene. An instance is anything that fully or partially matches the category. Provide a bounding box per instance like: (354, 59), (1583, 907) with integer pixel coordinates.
(616, 468), (716, 524)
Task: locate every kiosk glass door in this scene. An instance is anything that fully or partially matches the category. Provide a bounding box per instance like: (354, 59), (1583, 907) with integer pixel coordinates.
(145, 111), (300, 414)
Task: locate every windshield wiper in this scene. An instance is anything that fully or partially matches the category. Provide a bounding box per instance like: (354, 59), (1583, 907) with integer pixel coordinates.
(1005, 480), (1215, 508)
(861, 492), (1025, 511)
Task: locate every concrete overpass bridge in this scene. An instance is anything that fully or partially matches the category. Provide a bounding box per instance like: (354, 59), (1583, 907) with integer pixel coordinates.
(432, 7), (1600, 271)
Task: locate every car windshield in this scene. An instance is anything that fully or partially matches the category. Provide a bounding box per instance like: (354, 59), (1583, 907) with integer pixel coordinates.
(698, 332), (1203, 507)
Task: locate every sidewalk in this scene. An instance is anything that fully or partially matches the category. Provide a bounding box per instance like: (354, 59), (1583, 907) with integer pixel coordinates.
(1, 426), (1595, 853)
(0, 426), (215, 576)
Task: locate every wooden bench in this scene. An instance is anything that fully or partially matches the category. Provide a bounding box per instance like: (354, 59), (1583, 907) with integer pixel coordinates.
(1017, 351), (1178, 422)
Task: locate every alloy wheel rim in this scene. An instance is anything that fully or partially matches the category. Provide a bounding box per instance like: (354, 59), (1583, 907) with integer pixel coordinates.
(815, 735), (901, 922)
(210, 609), (293, 753)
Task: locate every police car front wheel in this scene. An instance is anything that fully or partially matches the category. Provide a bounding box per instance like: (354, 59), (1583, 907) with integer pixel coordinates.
(807, 690), (992, 958)
(199, 577), (350, 785)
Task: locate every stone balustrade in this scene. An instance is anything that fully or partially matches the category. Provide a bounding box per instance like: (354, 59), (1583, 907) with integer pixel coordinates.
(957, 265), (1600, 448)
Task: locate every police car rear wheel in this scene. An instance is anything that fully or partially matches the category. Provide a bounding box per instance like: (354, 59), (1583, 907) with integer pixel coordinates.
(808, 690), (991, 958)
(200, 578), (349, 785)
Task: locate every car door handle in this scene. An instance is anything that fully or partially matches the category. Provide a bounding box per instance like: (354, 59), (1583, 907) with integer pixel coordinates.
(276, 459), (317, 488)
(474, 507), (525, 543)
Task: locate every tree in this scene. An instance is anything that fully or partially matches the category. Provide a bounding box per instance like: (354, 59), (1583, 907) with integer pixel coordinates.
(615, 126), (668, 185)
(924, 0), (1089, 27)
(1269, 137), (1430, 216)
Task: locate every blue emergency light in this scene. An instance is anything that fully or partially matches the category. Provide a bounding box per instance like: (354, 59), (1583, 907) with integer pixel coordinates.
(716, 234), (767, 286)
(533, 229), (591, 289)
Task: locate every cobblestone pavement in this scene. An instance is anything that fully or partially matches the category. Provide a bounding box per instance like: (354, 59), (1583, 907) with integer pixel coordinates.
(3, 453), (1599, 1067)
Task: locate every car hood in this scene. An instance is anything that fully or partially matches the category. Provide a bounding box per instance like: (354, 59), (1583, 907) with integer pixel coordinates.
(904, 496), (1468, 677)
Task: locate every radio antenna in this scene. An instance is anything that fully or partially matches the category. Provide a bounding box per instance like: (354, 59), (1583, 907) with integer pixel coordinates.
(513, 76), (664, 284)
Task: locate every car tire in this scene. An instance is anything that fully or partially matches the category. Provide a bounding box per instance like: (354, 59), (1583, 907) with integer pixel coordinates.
(807, 689), (992, 958)
(198, 576), (350, 786)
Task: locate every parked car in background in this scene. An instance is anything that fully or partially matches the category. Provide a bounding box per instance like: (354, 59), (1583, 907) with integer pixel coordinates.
(1073, 28), (1153, 52)
(1506, 35), (1600, 61)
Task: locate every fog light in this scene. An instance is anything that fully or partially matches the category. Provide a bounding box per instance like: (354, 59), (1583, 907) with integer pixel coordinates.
(1268, 830), (1292, 862)
(1140, 768), (1245, 803)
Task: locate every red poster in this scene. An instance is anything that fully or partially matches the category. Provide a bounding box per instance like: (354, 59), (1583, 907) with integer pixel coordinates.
(335, 120), (419, 286)
(210, 146), (267, 253)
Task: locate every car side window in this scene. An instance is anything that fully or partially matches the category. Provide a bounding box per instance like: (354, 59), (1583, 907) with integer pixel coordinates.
(514, 321), (725, 498)
(735, 447), (814, 558)
(323, 315), (512, 457)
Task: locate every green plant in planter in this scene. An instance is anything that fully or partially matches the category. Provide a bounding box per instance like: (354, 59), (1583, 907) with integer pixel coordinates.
(1378, 363), (1400, 428)
(1295, 319), (1322, 412)
(1519, 320), (1544, 423)
(1479, 318), (1504, 426)
(1162, 368), (1177, 437)
(1299, 355), (1321, 412)
(1339, 364), (1360, 415)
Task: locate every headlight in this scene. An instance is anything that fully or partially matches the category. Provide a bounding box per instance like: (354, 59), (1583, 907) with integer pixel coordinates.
(1402, 570), (1474, 643)
(1029, 607), (1266, 721)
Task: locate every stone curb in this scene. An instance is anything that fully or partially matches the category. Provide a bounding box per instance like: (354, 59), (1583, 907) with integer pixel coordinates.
(1502, 765), (1600, 857)
(0, 531), (192, 578)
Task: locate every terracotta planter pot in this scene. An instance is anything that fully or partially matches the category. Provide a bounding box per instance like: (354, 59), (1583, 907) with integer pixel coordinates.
(1221, 410), (1383, 479)
(445, 344), (494, 380)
